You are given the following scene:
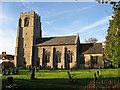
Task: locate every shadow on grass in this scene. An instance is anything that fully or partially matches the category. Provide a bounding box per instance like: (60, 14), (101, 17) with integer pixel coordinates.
(2, 68), (120, 90)
(2, 75), (120, 90)
(2, 77), (120, 90)
(2, 77), (94, 90)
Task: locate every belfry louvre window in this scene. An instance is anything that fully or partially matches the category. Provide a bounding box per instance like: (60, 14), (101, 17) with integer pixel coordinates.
(44, 51), (50, 63)
(24, 17), (29, 27)
(56, 51), (61, 63)
(67, 50), (73, 63)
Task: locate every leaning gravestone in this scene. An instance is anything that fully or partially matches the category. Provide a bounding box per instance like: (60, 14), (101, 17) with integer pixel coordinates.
(97, 70), (100, 77)
(31, 68), (35, 79)
(31, 67), (36, 79)
(31, 71), (35, 79)
(94, 72), (98, 82)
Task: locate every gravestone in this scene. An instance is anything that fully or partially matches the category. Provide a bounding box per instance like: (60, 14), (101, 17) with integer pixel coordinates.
(7, 76), (13, 84)
(97, 70), (100, 77)
(94, 72), (97, 80)
(12, 68), (15, 75)
(31, 71), (35, 79)
(8, 70), (11, 75)
(31, 69), (35, 79)
(67, 71), (78, 84)
(15, 68), (18, 74)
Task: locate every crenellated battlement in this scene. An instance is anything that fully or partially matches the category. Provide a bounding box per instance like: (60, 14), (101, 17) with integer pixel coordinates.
(20, 10), (39, 17)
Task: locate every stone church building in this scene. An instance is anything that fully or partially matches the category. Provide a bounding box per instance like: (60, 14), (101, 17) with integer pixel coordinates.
(14, 11), (104, 69)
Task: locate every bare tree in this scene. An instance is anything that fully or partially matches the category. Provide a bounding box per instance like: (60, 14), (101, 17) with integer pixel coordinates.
(85, 37), (98, 43)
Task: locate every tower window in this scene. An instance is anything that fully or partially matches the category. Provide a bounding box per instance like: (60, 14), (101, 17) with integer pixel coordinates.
(26, 33), (27, 35)
(24, 17), (29, 27)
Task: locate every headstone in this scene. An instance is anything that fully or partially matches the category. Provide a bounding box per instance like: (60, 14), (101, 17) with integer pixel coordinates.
(67, 71), (77, 83)
(31, 70), (35, 79)
(97, 70), (100, 77)
(15, 68), (18, 74)
(12, 68), (15, 75)
(7, 76), (13, 84)
(8, 70), (11, 75)
(67, 71), (72, 79)
(94, 72), (97, 82)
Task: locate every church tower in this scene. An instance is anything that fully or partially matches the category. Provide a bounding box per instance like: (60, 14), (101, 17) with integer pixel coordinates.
(14, 10), (42, 67)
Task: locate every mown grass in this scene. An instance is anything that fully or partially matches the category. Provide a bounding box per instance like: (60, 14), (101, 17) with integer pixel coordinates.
(2, 68), (120, 90)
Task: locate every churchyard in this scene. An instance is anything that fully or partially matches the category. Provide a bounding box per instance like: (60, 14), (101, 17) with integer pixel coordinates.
(1, 68), (120, 90)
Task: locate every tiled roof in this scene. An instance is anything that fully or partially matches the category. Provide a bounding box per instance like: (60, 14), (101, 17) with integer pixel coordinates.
(36, 35), (78, 46)
(0, 54), (14, 60)
(80, 43), (103, 54)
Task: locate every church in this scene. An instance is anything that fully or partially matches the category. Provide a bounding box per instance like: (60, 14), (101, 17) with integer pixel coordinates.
(14, 10), (104, 69)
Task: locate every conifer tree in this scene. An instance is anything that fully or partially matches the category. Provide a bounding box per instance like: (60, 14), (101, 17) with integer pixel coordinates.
(104, 2), (120, 67)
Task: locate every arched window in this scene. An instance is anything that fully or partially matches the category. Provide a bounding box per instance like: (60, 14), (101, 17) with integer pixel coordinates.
(24, 17), (29, 27)
(55, 51), (61, 63)
(66, 50), (73, 63)
(44, 51), (50, 63)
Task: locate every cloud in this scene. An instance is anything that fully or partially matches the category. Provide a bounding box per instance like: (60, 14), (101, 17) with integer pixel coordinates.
(67, 15), (111, 35)
(53, 6), (91, 16)
(43, 6), (92, 19)
(84, 27), (107, 35)
(21, 2), (92, 19)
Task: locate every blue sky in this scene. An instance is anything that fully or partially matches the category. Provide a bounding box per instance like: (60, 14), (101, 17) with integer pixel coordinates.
(0, 2), (113, 54)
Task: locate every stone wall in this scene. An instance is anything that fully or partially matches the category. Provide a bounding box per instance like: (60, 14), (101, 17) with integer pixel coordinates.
(84, 54), (104, 68)
(36, 44), (78, 69)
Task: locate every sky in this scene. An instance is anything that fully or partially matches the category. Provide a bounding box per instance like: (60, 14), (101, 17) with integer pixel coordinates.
(0, 1), (113, 55)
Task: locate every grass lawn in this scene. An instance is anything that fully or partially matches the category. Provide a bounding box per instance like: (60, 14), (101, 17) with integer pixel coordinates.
(2, 68), (120, 90)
